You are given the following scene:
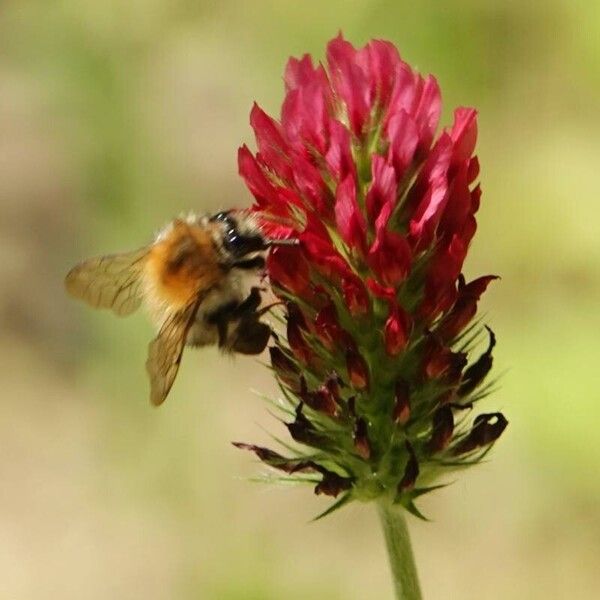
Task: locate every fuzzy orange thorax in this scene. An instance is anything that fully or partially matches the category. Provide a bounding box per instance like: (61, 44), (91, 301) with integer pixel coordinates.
(145, 219), (224, 309)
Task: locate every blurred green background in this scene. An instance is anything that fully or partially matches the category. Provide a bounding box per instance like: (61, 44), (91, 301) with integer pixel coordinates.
(1, 1), (599, 598)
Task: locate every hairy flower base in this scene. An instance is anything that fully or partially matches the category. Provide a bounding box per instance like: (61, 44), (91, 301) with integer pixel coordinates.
(236, 35), (508, 518)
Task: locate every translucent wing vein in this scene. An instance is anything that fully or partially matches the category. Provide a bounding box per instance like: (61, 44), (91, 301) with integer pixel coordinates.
(145, 293), (206, 406)
(65, 248), (149, 316)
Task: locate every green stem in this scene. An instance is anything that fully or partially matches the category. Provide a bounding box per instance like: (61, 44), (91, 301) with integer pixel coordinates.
(377, 502), (423, 600)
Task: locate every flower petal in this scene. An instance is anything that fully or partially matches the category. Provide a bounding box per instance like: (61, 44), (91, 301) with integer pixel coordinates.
(325, 120), (356, 182)
(386, 110), (419, 182)
(450, 107), (478, 165)
(361, 39), (402, 108)
(327, 34), (371, 136)
(238, 145), (302, 216)
(250, 103), (293, 183)
(408, 134), (453, 248)
(420, 234), (468, 321)
(436, 274), (498, 341)
(267, 245), (312, 297)
(282, 57), (331, 154)
(365, 154), (398, 225)
(300, 215), (353, 279)
(335, 175), (366, 252)
(368, 230), (412, 288)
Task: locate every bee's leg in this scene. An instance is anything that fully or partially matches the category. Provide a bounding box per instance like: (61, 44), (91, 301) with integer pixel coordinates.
(205, 300), (238, 324)
(231, 319), (271, 355)
(205, 300), (239, 349)
(228, 288), (272, 354)
(230, 286), (262, 317)
(231, 256), (266, 271)
(206, 288), (270, 352)
(205, 288), (263, 349)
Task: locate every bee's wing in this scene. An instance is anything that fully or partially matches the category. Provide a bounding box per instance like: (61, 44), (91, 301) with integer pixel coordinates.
(146, 294), (206, 406)
(65, 248), (149, 317)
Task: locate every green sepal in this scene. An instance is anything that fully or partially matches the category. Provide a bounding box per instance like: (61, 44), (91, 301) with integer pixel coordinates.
(410, 482), (453, 499)
(393, 481), (453, 521)
(247, 474), (321, 486)
(401, 498), (430, 522)
(454, 317), (486, 351)
(311, 491), (353, 522)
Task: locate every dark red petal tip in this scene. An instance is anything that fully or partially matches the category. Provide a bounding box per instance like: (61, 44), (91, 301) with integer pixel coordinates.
(453, 412), (508, 455)
(427, 406), (455, 454)
(398, 442), (419, 493)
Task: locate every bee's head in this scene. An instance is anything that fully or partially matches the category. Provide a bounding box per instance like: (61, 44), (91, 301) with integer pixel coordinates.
(210, 210), (267, 260)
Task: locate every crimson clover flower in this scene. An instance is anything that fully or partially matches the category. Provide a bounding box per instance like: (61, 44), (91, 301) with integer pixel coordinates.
(236, 35), (507, 522)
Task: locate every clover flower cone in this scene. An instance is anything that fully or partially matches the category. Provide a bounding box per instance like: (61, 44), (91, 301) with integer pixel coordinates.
(236, 35), (507, 518)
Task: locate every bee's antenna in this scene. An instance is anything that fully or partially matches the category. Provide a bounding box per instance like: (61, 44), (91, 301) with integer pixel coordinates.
(265, 238), (300, 248)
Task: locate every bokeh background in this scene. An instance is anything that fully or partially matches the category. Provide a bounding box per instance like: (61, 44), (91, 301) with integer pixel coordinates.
(1, 1), (599, 598)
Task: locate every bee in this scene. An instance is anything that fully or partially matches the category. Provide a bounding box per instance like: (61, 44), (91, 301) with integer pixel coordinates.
(65, 211), (295, 406)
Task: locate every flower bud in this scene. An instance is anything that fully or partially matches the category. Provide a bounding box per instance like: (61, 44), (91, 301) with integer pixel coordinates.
(393, 380), (411, 425)
(346, 349), (369, 390)
(353, 418), (371, 459)
(342, 275), (370, 316)
(324, 372), (343, 399)
(315, 303), (347, 351)
(366, 278), (396, 301)
(314, 468), (354, 497)
(384, 303), (410, 356)
(300, 378), (339, 417)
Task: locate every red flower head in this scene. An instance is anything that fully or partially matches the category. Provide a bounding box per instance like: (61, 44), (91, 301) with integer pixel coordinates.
(236, 35), (507, 516)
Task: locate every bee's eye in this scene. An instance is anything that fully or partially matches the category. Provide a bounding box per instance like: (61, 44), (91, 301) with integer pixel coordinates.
(210, 211), (232, 223)
(224, 229), (265, 257)
(226, 228), (240, 246)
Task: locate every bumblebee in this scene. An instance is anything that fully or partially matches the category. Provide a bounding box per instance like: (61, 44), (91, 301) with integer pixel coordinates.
(65, 211), (293, 405)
